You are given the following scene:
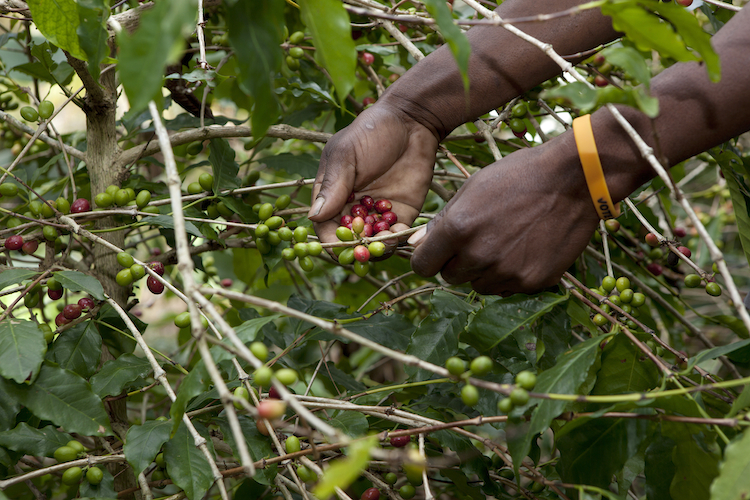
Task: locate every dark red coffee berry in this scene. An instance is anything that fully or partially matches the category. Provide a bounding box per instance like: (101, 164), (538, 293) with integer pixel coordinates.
(151, 247), (162, 256)
(221, 278), (233, 287)
(347, 192), (356, 203)
(677, 246), (692, 259)
(674, 227), (687, 238)
(382, 211), (398, 225)
(361, 196), (375, 210)
(340, 215), (353, 227)
(361, 487), (380, 500)
(362, 97), (376, 107)
(594, 75), (609, 87)
(646, 262), (663, 276)
(513, 129), (527, 138)
(22, 240), (38, 255)
(268, 385), (281, 400)
(362, 223), (374, 237)
(364, 215), (376, 225)
(70, 198), (91, 214)
(149, 261), (165, 276)
(78, 297), (95, 311)
(55, 312), (71, 327)
(63, 304), (82, 320)
(390, 435), (410, 448)
(4, 235), (23, 251)
(373, 221), (390, 233)
(374, 199), (392, 214)
(48, 289), (63, 300)
(360, 52), (375, 66)
(350, 204), (368, 219)
(147, 276), (164, 294)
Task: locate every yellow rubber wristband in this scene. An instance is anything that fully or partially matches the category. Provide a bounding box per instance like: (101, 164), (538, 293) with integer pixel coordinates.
(572, 115), (620, 219)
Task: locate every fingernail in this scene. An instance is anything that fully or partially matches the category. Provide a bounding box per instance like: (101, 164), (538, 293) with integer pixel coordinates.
(408, 226), (427, 246)
(309, 196), (325, 218)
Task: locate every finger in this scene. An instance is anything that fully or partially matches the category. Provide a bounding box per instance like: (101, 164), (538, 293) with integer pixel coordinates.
(409, 213), (462, 278)
(309, 137), (356, 221)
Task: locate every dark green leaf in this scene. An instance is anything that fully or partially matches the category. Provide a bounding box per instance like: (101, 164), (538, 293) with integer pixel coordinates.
(148, 214), (202, 237)
(663, 422), (720, 500)
(53, 270), (105, 300)
(79, 466), (116, 499)
(26, 0), (86, 59)
(591, 333), (660, 395)
(0, 318), (46, 383)
(211, 315), (280, 364)
(345, 312), (415, 352)
(535, 306), (572, 371)
(329, 411), (368, 436)
(96, 304), (140, 357)
(602, 46), (651, 86)
(466, 292), (567, 352)
(46, 320), (102, 379)
(124, 419), (172, 475)
(710, 315), (749, 339)
(299, 0), (357, 103)
(709, 428), (750, 499)
(686, 339), (750, 372)
(261, 153), (319, 178)
(170, 361), (210, 435)
(0, 384), (19, 432)
(164, 421), (216, 500)
(0, 423), (70, 457)
(557, 417), (653, 488)
(645, 432), (676, 500)
(76, 0), (109, 81)
(0, 269), (38, 292)
(217, 415), (278, 485)
(423, 0), (471, 90)
(225, 0), (284, 138)
(713, 149), (750, 268)
(509, 334), (606, 474)
(118, 0), (196, 113)
(319, 362), (367, 394)
(91, 353), (152, 397)
(208, 138), (240, 191)
(729, 384), (750, 418)
(3, 362), (112, 436)
(542, 82), (598, 110)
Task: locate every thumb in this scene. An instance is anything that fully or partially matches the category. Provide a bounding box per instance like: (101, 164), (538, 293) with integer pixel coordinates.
(308, 142), (356, 222)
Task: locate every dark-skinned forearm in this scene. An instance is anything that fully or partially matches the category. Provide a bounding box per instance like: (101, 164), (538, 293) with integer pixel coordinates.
(571, 6), (750, 203)
(379, 0), (619, 140)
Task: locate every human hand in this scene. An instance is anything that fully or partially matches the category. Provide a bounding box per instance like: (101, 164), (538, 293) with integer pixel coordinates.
(308, 104), (439, 253)
(408, 141), (600, 296)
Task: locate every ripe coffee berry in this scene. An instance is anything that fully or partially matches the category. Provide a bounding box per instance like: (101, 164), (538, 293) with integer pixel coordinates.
(268, 385), (281, 400)
(677, 246), (692, 259)
(70, 198), (90, 213)
(362, 223), (374, 237)
(78, 297), (96, 311)
(361, 195), (375, 210)
(373, 220), (390, 233)
(390, 435), (411, 448)
(257, 399), (287, 419)
(340, 215), (353, 227)
(55, 312), (71, 327)
(674, 227), (687, 238)
(361, 487), (380, 500)
(362, 97), (376, 107)
(63, 304), (82, 320)
(4, 235), (23, 250)
(149, 261), (165, 276)
(646, 262), (663, 276)
(22, 240), (38, 255)
(147, 276), (165, 294)
(221, 278), (233, 288)
(374, 199), (392, 214)
(645, 233), (660, 247)
(351, 204), (368, 218)
(604, 219), (620, 233)
(354, 245), (370, 263)
(382, 211), (398, 225)
(48, 289), (63, 300)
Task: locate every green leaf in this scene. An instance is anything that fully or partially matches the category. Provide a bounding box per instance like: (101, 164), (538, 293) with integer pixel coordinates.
(2, 362), (112, 436)
(329, 411), (368, 437)
(0, 318), (46, 383)
(542, 82), (598, 110)
(711, 315), (749, 340)
(602, 45), (651, 86)
(124, 419), (172, 475)
(423, 0), (471, 90)
(225, 0), (284, 138)
(148, 214), (203, 238)
(76, 0), (110, 81)
(79, 466), (116, 499)
(0, 269), (38, 292)
(466, 292), (568, 352)
(729, 384), (750, 418)
(96, 304), (139, 357)
(299, 0), (357, 104)
(217, 415), (278, 485)
(600, 2), (699, 64)
(650, 0), (720, 82)
(208, 138), (241, 191)
(26, 0), (86, 60)
(536, 306), (573, 371)
(714, 149), (750, 268)
(46, 320), (102, 379)
(406, 291), (475, 381)
(0, 423), (70, 457)
(261, 153), (319, 178)
(91, 353), (152, 398)
(591, 333), (661, 395)
(118, 0), (197, 113)
(211, 315), (280, 364)
(164, 421), (216, 500)
(313, 435), (376, 499)
(686, 339), (750, 372)
(710, 428), (750, 500)
(0, 383), (19, 432)
(170, 361), (210, 435)
(53, 270), (105, 300)
(664, 422), (720, 500)
(345, 313), (415, 352)
(509, 334), (607, 474)
(645, 432), (676, 500)
(557, 417), (653, 488)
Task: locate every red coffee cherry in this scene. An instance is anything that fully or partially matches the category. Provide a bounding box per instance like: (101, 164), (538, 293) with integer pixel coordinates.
(354, 245), (370, 263)
(147, 276), (165, 294)
(646, 262), (663, 276)
(677, 246), (692, 259)
(674, 227), (687, 238)
(151, 247), (162, 256)
(55, 312), (71, 327)
(149, 261), (165, 276)
(221, 278), (233, 288)
(381, 211), (398, 225)
(4, 235), (23, 251)
(390, 435), (410, 448)
(360, 52), (375, 66)
(22, 240), (39, 255)
(373, 221), (390, 233)
(362, 97), (376, 107)
(594, 75), (609, 87)
(360, 195), (375, 210)
(364, 215), (377, 225)
(645, 233), (660, 247)
(361, 487), (380, 500)
(70, 198), (91, 213)
(350, 204), (368, 218)
(78, 297), (95, 311)
(63, 304), (82, 320)
(48, 289), (63, 300)
(347, 192), (356, 203)
(374, 199), (392, 214)
(268, 386), (281, 400)
(340, 215), (353, 227)
(362, 223), (374, 237)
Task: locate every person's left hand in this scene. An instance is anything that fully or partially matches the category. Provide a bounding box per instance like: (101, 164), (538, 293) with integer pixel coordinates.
(408, 140), (600, 296)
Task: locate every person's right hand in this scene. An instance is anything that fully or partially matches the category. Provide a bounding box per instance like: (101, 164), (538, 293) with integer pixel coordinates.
(308, 103), (439, 252)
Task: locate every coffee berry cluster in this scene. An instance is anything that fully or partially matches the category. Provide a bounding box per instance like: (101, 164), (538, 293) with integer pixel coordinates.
(333, 195), (395, 277)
